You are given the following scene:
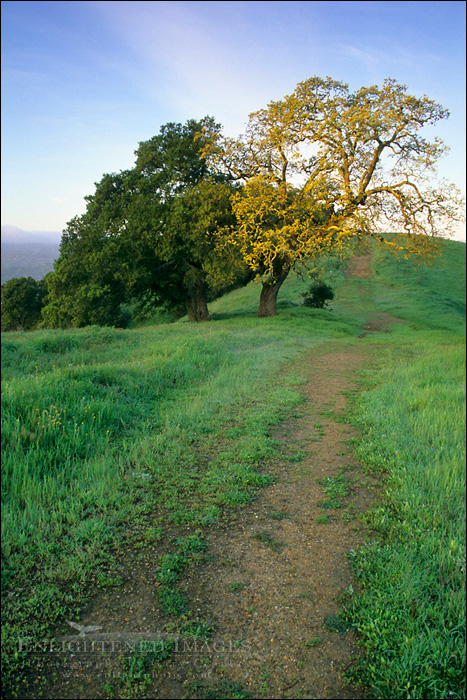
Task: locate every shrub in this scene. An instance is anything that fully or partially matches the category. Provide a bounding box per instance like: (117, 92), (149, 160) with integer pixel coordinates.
(301, 281), (334, 309)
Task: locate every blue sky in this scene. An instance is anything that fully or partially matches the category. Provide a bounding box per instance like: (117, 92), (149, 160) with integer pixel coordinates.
(2, 0), (466, 239)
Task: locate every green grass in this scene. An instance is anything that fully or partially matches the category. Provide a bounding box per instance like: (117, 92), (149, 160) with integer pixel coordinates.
(1, 237), (465, 699)
(187, 679), (253, 699)
(318, 472), (352, 509)
(315, 514), (329, 524)
(302, 636), (324, 648)
(104, 639), (174, 698)
(229, 582), (246, 592)
(251, 531), (286, 553)
(341, 239), (466, 699)
(1, 270), (356, 690)
(370, 239), (466, 333)
(268, 510), (290, 520)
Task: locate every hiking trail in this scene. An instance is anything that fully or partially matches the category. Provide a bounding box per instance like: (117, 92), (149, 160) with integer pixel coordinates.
(20, 257), (404, 699)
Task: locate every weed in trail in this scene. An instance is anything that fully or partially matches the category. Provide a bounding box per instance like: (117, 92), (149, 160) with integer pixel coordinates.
(133, 526), (164, 549)
(217, 557), (235, 568)
(106, 641), (174, 698)
(302, 636), (324, 647)
(287, 450), (306, 463)
(319, 409), (343, 421)
(158, 587), (187, 616)
(155, 535), (208, 616)
(342, 508), (356, 523)
(251, 531), (286, 552)
(144, 527), (164, 544)
(324, 613), (352, 636)
(229, 582), (246, 592)
(268, 510), (290, 520)
(317, 473), (352, 509)
(161, 615), (213, 639)
(315, 514), (329, 524)
(188, 679), (253, 699)
(318, 497), (345, 510)
(176, 533), (207, 554)
(96, 572), (123, 589)
(157, 553), (188, 585)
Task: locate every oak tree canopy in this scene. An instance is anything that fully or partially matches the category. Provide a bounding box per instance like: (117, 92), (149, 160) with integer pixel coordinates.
(43, 119), (243, 327)
(203, 76), (464, 316)
(42, 78), (464, 326)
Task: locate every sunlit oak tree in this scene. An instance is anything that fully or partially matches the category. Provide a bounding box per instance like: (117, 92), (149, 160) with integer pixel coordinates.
(204, 77), (465, 317)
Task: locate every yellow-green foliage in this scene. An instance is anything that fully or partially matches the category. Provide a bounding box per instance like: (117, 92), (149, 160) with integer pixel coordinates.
(204, 77), (464, 284)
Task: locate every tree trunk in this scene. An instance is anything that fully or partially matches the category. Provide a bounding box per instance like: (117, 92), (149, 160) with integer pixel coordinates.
(186, 282), (210, 322)
(194, 282), (210, 321)
(257, 263), (291, 317)
(186, 294), (197, 322)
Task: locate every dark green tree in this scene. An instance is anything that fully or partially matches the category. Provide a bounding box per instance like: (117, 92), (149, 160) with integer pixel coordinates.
(43, 118), (242, 327)
(131, 117), (242, 321)
(161, 179), (241, 321)
(43, 175), (132, 328)
(134, 118), (217, 193)
(1, 276), (48, 331)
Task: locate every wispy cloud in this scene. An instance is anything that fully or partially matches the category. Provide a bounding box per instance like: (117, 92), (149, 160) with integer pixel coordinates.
(332, 40), (443, 85)
(333, 44), (382, 74)
(89, 1), (298, 135)
(2, 0), (465, 234)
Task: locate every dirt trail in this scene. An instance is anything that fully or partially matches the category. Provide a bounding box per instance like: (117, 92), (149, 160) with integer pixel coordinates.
(29, 345), (378, 700)
(344, 254), (372, 280)
(166, 343), (380, 699)
(17, 257), (404, 699)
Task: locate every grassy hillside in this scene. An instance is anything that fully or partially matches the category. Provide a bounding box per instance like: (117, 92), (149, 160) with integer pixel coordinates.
(1, 268), (355, 687)
(1, 238), (465, 699)
(371, 239), (466, 332)
(341, 240), (466, 699)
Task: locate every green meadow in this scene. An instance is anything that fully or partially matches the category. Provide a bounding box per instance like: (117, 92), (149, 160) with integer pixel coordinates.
(341, 242), (466, 699)
(1, 239), (465, 699)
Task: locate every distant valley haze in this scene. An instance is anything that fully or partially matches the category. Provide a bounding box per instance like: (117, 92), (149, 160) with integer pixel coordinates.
(2, 225), (62, 246)
(1, 225), (62, 283)
(1, 219), (465, 286)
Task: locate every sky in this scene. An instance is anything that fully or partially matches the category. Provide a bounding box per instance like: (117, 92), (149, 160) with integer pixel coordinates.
(1, 0), (466, 240)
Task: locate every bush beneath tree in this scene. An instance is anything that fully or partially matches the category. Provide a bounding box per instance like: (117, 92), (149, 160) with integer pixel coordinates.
(301, 281), (334, 309)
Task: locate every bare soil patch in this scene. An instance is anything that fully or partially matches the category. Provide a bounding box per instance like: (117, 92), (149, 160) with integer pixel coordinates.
(358, 312), (406, 337)
(343, 255), (371, 279)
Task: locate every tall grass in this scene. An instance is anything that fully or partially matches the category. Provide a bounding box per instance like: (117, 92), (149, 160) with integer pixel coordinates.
(343, 239), (466, 699)
(2, 239), (465, 699)
(1, 271), (356, 688)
